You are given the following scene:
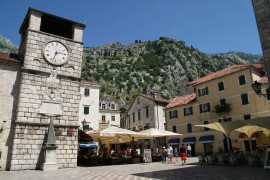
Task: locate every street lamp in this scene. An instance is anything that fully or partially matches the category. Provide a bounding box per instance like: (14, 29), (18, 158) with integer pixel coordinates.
(251, 80), (270, 97)
(81, 119), (89, 130)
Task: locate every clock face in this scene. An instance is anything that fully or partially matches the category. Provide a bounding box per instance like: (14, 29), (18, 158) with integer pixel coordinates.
(43, 41), (69, 65)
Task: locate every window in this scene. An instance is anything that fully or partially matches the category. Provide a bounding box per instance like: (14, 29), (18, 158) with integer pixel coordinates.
(241, 93), (249, 105)
(101, 103), (105, 109)
(223, 117), (232, 122)
(198, 87), (209, 96)
(204, 121), (209, 131)
(145, 106), (149, 118)
(187, 124), (192, 133)
(102, 115), (106, 122)
(218, 82), (224, 91)
(172, 126), (177, 133)
(239, 75), (246, 85)
(169, 110), (178, 119)
(132, 112), (135, 122)
(137, 97), (140, 104)
(111, 116), (115, 121)
(138, 110), (141, 121)
(184, 107), (193, 116)
(111, 104), (115, 110)
(200, 103), (210, 113)
(84, 88), (89, 96)
(244, 114), (251, 120)
(84, 106), (89, 115)
(220, 98), (226, 105)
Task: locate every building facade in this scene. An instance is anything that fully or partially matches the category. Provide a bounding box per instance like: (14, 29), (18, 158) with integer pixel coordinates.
(0, 53), (21, 171)
(79, 80), (100, 131)
(0, 8), (85, 171)
(99, 99), (121, 129)
(166, 64), (270, 155)
(126, 93), (169, 149)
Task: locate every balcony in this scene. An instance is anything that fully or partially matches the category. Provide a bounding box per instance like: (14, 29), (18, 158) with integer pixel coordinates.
(215, 104), (230, 114)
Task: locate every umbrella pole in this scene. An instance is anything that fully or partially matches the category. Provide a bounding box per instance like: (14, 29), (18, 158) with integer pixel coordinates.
(249, 139), (253, 152)
(227, 136), (231, 152)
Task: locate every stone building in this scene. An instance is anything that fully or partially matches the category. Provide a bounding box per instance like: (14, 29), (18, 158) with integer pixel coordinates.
(125, 93), (169, 149)
(79, 80), (100, 131)
(0, 53), (22, 171)
(0, 8), (85, 170)
(99, 99), (121, 129)
(166, 64), (270, 155)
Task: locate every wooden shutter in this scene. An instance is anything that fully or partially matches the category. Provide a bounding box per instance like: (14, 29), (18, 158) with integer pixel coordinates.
(199, 104), (202, 113)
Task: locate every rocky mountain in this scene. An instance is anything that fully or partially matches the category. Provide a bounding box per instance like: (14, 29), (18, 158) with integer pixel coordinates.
(0, 35), (261, 113)
(82, 38), (261, 113)
(0, 35), (18, 53)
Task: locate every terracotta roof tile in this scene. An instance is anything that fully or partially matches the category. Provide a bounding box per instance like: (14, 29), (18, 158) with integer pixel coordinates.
(188, 64), (262, 86)
(0, 52), (21, 64)
(166, 93), (196, 109)
(139, 93), (169, 104)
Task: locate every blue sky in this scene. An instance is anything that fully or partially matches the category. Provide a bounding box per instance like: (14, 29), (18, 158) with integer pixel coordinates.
(0, 0), (262, 54)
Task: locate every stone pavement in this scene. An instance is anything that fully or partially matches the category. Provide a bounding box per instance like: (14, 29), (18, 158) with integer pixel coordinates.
(0, 157), (270, 180)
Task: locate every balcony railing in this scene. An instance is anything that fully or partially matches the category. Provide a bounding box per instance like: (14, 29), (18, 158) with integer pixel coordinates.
(99, 120), (109, 124)
(215, 104), (230, 113)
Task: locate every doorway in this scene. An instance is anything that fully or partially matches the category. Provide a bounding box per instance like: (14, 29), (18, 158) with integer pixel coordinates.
(203, 143), (213, 155)
(223, 137), (232, 153)
(190, 144), (196, 156)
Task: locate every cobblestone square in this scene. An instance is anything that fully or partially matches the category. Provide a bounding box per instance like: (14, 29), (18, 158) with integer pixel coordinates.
(1, 158), (269, 180)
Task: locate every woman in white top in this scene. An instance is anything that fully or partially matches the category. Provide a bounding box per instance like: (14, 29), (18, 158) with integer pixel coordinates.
(167, 146), (173, 164)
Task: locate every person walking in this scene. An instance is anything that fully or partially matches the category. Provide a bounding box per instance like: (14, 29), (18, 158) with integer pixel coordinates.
(174, 147), (179, 164)
(161, 146), (167, 163)
(180, 144), (187, 165)
(187, 144), (192, 157)
(167, 145), (173, 164)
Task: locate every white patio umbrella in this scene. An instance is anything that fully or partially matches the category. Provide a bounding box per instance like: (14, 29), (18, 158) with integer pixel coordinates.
(139, 128), (182, 137)
(86, 126), (153, 144)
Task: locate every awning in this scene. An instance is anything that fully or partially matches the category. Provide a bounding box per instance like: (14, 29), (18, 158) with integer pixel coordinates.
(168, 138), (180, 144)
(79, 130), (93, 142)
(199, 135), (214, 143)
(239, 133), (257, 139)
(79, 142), (97, 148)
(183, 137), (196, 144)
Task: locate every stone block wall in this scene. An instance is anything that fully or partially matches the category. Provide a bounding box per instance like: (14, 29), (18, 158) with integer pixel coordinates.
(10, 125), (78, 170)
(23, 30), (83, 79)
(10, 71), (80, 170)
(15, 73), (80, 125)
(0, 61), (21, 171)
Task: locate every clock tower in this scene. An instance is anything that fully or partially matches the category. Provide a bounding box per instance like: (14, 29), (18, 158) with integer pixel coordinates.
(9, 8), (85, 170)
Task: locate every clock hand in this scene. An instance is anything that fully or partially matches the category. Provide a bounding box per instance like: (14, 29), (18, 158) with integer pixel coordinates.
(53, 51), (58, 61)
